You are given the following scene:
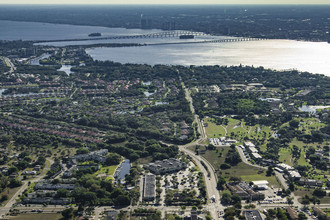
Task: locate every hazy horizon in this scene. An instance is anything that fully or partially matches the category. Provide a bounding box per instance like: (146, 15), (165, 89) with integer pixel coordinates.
(0, 0), (329, 5)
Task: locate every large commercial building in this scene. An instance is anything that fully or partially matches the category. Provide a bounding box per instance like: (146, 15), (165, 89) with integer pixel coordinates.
(142, 174), (156, 201)
(144, 158), (187, 174)
(227, 182), (265, 201)
(242, 210), (263, 220)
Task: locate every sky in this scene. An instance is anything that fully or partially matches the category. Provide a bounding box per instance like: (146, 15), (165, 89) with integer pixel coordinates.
(0, 0), (329, 4)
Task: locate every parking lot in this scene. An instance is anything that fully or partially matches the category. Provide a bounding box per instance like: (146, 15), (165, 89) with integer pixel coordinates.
(256, 187), (287, 204)
(158, 162), (200, 205)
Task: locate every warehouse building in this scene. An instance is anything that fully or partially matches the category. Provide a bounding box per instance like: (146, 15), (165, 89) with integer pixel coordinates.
(142, 174), (156, 201)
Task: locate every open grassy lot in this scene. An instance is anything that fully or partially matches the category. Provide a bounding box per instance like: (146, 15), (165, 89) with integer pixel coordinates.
(204, 118), (226, 138)
(0, 186), (21, 206)
(189, 145), (280, 187)
(297, 117), (326, 135)
(278, 139), (329, 169)
(8, 213), (62, 220)
(278, 147), (293, 166)
(94, 164), (118, 180)
(203, 117), (273, 149)
(323, 209), (330, 217)
(295, 188), (330, 204)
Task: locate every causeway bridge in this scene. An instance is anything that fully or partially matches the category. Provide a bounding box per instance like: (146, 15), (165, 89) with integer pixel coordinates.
(144, 37), (268, 46)
(33, 30), (268, 45)
(34, 31), (208, 43)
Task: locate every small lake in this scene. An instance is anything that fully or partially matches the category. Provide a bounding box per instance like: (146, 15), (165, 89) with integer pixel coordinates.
(144, 91), (154, 97)
(58, 65), (74, 75)
(0, 89), (7, 96)
(29, 53), (51, 65)
(114, 159), (131, 181)
(299, 105), (330, 114)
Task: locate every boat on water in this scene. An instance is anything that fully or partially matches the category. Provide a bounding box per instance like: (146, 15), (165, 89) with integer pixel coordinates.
(88, 32), (102, 37)
(179, 34), (194, 39)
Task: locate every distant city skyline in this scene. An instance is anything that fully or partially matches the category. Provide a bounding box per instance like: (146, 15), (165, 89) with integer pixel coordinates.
(0, 0), (329, 4)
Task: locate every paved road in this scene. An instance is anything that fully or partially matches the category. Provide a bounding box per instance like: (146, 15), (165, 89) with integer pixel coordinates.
(236, 146), (289, 190)
(179, 146), (224, 220)
(1, 57), (16, 74)
(180, 79), (223, 219)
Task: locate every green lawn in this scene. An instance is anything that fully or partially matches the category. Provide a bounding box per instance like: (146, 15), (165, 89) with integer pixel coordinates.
(295, 188), (330, 204)
(281, 139), (329, 168)
(203, 117), (273, 149)
(204, 118), (226, 138)
(297, 118), (326, 135)
(94, 164), (118, 180)
(190, 145), (280, 188)
(278, 148), (293, 166)
(0, 186), (21, 206)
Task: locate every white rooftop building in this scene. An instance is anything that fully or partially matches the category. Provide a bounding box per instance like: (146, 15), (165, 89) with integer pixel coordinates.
(252, 180), (269, 190)
(244, 141), (255, 148)
(288, 171), (301, 179)
(276, 163), (294, 171)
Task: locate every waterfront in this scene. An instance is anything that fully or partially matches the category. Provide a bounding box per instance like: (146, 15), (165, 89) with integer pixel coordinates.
(1, 20), (330, 76)
(0, 20), (160, 41)
(299, 105), (330, 114)
(86, 39), (330, 76)
(114, 159), (131, 182)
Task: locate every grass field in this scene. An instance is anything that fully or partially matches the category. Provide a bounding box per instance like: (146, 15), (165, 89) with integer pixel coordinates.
(205, 117), (330, 179)
(8, 213), (62, 220)
(0, 186), (21, 206)
(278, 148), (293, 166)
(295, 188), (330, 204)
(189, 145), (280, 187)
(94, 164), (118, 180)
(297, 117), (326, 135)
(203, 117), (273, 149)
(204, 118), (226, 138)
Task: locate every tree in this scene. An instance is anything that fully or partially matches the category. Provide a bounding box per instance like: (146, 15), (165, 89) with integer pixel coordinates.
(56, 189), (70, 198)
(298, 212), (307, 220)
(313, 188), (326, 197)
(291, 145), (301, 159)
(61, 208), (74, 220)
(231, 194), (241, 204)
(266, 166), (273, 176)
(105, 153), (122, 166)
(8, 179), (21, 188)
(286, 196), (293, 205)
(220, 163), (231, 169)
(289, 119), (300, 128)
(8, 166), (18, 175)
(217, 176), (226, 190)
(114, 194), (130, 206)
(221, 192), (232, 204)
(289, 182), (295, 191)
(225, 150), (241, 166)
(76, 148), (90, 155)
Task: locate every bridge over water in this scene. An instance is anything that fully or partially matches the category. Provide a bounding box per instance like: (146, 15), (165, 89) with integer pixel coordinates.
(143, 37), (269, 46)
(34, 30), (268, 46)
(33, 31), (208, 43)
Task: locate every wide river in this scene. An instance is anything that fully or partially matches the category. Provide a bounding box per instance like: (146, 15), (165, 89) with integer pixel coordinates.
(1, 20), (330, 76)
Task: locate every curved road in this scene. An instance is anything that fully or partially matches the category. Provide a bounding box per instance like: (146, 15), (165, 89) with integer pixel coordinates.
(1, 57), (16, 74)
(180, 78), (223, 219)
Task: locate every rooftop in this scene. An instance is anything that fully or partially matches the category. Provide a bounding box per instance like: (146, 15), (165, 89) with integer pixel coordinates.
(242, 210), (263, 220)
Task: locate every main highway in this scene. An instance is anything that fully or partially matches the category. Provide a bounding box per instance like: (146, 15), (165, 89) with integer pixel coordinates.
(180, 78), (224, 220)
(1, 56), (16, 74)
